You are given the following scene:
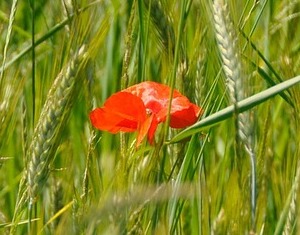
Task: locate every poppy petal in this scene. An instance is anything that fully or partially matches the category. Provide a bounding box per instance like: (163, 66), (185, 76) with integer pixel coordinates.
(124, 81), (202, 127)
(90, 92), (147, 133)
(124, 81), (170, 112)
(104, 92), (147, 123)
(169, 105), (200, 128)
(136, 113), (159, 146)
(169, 98), (202, 128)
(90, 108), (136, 133)
(147, 114), (159, 144)
(137, 113), (152, 146)
(91, 81), (203, 146)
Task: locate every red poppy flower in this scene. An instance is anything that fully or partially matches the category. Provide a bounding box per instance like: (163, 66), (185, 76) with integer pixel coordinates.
(89, 81), (202, 146)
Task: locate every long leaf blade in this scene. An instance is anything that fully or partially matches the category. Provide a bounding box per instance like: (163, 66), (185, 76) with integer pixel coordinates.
(169, 75), (300, 143)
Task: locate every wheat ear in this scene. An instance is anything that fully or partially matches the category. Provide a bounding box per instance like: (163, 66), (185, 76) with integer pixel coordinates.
(27, 46), (87, 205)
(282, 178), (297, 235)
(11, 45), (88, 228)
(282, 92), (300, 234)
(213, 0), (256, 226)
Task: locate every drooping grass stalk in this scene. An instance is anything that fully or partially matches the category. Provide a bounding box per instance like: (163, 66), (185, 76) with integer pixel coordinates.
(213, 0), (256, 226)
(10, 45), (88, 234)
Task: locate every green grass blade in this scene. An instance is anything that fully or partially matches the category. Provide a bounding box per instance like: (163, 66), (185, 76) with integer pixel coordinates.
(240, 29), (286, 85)
(244, 55), (294, 107)
(170, 75), (300, 143)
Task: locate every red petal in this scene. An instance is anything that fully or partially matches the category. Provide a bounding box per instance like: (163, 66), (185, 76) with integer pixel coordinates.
(104, 92), (147, 123)
(124, 81), (202, 127)
(90, 108), (137, 133)
(91, 82), (203, 146)
(136, 113), (159, 146)
(89, 92), (147, 133)
(124, 82), (171, 112)
(147, 114), (159, 144)
(169, 105), (200, 128)
(168, 98), (202, 128)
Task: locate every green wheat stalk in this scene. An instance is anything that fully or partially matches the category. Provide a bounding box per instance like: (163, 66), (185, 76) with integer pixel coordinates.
(0, 0), (18, 90)
(121, 0), (136, 89)
(213, 0), (256, 226)
(0, 0), (23, 150)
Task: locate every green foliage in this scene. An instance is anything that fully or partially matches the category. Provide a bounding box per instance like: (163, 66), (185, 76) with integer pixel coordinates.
(1, 0), (300, 234)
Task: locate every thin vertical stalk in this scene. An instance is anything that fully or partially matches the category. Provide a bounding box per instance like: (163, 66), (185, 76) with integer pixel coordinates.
(137, 0), (145, 83)
(165, 2), (189, 231)
(165, 0), (188, 138)
(0, 0), (19, 91)
(29, 0), (36, 126)
(28, 0), (36, 232)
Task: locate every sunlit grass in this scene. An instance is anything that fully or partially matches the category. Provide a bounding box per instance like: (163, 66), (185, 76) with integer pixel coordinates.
(1, 0), (300, 234)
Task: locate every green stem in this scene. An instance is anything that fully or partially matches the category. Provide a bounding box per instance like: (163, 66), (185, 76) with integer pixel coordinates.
(29, 0), (36, 126)
(164, 0), (188, 139)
